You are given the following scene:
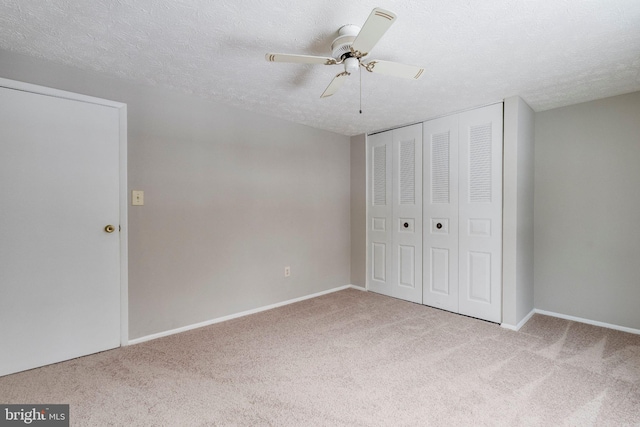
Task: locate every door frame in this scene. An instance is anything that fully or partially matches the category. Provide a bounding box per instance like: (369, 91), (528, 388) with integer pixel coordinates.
(0, 77), (129, 346)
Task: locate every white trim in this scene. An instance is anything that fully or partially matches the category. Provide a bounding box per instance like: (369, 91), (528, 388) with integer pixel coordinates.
(364, 133), (370, 293)
(348, 284), (367, 292)
(118, 105), (129, 346)
(129, 285), (362, 345)
(534, 309), (640, 335)
(367, 100), (504, 136)
(0, 77), (123, 108)
(0, 77), (130, 347)
(500, 323), (517, 331)
(501, 308), (535, 331)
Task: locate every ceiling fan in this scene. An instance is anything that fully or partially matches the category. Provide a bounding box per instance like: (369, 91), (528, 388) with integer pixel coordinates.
(265, 7), (425, 98)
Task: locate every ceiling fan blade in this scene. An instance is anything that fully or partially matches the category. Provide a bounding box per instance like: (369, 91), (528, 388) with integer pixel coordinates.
(364, 60), (425, 80)
(265, 53), (337, 65)
(351, 8), (397, 57)
(320, 72), (350, 98)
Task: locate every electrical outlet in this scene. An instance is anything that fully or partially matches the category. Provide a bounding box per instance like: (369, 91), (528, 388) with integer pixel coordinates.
(284, 266), (291, 277)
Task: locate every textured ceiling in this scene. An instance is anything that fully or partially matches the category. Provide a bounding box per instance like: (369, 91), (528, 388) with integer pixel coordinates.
(1, 0), (639, 136)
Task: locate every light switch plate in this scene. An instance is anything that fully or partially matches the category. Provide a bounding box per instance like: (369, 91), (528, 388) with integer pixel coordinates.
(132, 190), (144, 206)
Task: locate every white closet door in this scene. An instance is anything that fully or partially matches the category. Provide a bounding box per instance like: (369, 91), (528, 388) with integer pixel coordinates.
(458, 103), (503, 323)
(392, 124), (422, 303)
(367, 131), (393, 296)
(367, 124), (422, 303)
(423, 116), (459, 312)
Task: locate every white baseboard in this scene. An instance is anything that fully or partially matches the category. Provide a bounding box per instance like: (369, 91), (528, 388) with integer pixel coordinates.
(501, 308), (536, 331)
(534, 309), (640, 335)
(348, 284), (367, 292)
(128, 284), (362, 345)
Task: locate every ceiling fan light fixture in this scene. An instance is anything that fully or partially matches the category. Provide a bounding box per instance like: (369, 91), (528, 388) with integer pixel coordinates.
(344, 57), (359, 74)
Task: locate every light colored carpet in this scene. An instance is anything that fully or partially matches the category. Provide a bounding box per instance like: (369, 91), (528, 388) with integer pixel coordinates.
(1, 289), (639, 426)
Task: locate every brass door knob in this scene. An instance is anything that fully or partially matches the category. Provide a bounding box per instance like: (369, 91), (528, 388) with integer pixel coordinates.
(104, 225), (115, 233)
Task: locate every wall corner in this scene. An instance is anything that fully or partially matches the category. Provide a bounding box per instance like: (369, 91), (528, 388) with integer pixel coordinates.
(350, 134), (367, 287)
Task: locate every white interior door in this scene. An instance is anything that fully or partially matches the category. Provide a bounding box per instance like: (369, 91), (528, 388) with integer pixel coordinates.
(367, 131), (393, 297)
(423, 115), (459, 312)
(458, 103), (503, 323)
(367, 124), (422, 303)
(392, 124), (422, 303)
(0, 85), (122, 376)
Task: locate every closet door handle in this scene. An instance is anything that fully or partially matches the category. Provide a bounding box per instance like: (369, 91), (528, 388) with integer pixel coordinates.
(403, 222), (409, 229)
(436, 223), (443, 229)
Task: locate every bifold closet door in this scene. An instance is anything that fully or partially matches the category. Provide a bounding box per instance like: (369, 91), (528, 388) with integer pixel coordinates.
(423, 115), (459, 312)
(367, 124), (422, 303)
(458, 104), (503, 323)
(367, 131), (393, 297)
(422, 103), (503, 323)
(392, 125), (423, 303)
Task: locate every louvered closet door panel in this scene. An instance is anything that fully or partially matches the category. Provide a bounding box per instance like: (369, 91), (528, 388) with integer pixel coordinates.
(458, 103), (503, 323)
(367, 131), (393, 297)
(392, 124), (423, 303)
(422, 115), (459, 312)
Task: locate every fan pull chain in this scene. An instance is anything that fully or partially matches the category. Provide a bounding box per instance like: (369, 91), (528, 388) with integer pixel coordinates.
(359, 65), (362, 114)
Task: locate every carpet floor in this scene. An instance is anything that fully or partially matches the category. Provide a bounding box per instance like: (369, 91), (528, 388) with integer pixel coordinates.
(1, 289), (639, 426)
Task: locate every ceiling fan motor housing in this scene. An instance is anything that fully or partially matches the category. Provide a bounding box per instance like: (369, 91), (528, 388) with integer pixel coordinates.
(331, 24), (361, 60)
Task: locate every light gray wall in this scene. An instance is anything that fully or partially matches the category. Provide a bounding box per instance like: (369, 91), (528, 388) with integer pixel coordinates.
(502, 96), (535, 327)
(0, 50), (351, 339)
(515, 98), (535, 324)
(350, 134), (366, 287)
(535, 91), (640, 330)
